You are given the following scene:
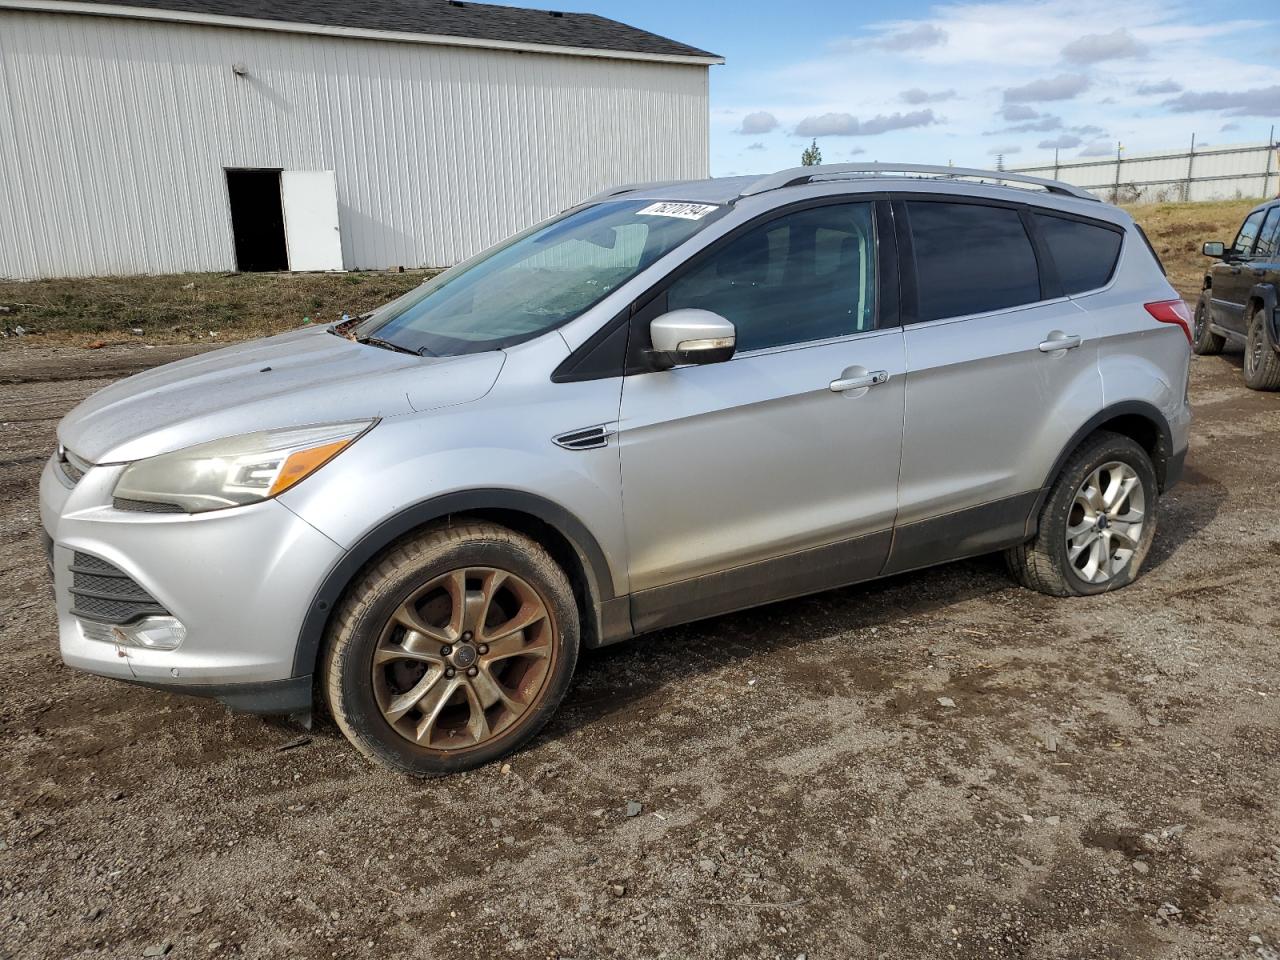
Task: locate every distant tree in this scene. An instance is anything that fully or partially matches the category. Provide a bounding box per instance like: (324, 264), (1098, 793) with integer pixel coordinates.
(801, 139), (822, 166)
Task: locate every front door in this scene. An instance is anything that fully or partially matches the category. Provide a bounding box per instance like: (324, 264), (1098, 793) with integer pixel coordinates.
(1211, 207), (1266, 335)
(616, 200), (906, 632)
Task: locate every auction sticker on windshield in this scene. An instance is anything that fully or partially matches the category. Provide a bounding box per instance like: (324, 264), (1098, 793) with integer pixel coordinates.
(636, 202), (719, 220)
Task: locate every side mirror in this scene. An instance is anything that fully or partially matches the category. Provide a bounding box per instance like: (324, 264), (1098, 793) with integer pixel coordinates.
(648, 309), (736, 368)
(1202, 241), (1226, 258)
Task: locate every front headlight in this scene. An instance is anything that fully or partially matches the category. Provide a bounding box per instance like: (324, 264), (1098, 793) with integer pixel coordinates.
(113, 420), (374, 513)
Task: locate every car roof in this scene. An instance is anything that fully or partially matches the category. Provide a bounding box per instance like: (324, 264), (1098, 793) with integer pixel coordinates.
(585, 163), (1125, 225)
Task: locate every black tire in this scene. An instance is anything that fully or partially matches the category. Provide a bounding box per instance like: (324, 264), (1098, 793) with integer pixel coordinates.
(1243, 307), (1280, 391)
(1191, 291), (1225, 356)
(322, 521), (579, 777)
(1005, 431), (1158, 597)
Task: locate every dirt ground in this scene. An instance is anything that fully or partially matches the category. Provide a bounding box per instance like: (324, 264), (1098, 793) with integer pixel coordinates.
(2, 338), (1279, 960)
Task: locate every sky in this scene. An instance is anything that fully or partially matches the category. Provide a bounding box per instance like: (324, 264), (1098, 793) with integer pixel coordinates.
(505, 0), (1280, 176)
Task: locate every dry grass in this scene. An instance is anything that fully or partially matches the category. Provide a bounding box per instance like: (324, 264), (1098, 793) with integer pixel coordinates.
(1124, 197), (1259, 300)
(0, 269), (433, 346)
(0, 198), (1262, 347)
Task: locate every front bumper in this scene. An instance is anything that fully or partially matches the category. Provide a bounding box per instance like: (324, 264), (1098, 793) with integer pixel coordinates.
(40, 454), (343, 710)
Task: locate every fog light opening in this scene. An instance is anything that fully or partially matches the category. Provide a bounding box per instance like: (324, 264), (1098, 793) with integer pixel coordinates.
(110, 616), (187, 651)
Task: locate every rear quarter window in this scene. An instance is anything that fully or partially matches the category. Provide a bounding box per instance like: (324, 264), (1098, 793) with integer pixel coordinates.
(1034, 214), (1123, 294)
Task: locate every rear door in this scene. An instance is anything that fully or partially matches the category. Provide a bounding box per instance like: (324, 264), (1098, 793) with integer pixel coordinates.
(617, 198), (906, 631)
(886, 197), (1103, 574)
(1210, 207), (1266, 334)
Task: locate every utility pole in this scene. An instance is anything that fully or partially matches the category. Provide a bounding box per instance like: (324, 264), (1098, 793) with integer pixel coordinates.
(1053, 148), (1060, 181)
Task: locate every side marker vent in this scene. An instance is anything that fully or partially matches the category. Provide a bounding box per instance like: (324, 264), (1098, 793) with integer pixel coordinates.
(553, 425), (613, 451)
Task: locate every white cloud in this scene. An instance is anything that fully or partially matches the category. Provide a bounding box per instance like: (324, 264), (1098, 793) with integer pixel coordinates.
(1079, 140), (1115, 157)
(794, 109), (939, 137)
(1135, 79), (1182, 95)
(1038, 134), (1083, 149)
(987, 145), (1022, 155)
(737, 111), (779, 135)
(871, 23), (948, 51)
(1061, 28), (1146, 63)
(1001, 104), (1040, 122)
(1003, 74), (1090, 103)
(901, 88), (957, 104)
(1163, 85), (1280, 116)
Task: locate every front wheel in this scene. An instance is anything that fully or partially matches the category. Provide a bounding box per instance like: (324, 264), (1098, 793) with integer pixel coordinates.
(1243, 308), (1280, 391)
(1006, 431), (1158, 597)
(1191, 291), (1225, 356)
(322, 521), (580, 776)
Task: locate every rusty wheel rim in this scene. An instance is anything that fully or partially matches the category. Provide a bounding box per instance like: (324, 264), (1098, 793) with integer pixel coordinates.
(372, 567), (556, 751)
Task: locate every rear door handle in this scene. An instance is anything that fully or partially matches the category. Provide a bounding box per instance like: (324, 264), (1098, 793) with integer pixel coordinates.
(1039, 333), (1082, 352)
(829, 369), (889, 392)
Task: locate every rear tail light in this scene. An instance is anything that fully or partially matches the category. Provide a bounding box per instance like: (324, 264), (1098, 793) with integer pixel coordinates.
(1145, 300), (1193, 344)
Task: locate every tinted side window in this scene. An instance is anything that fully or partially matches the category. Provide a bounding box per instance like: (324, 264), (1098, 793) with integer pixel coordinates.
(1231, 209), (1266, 258)
(1034, 214), (1123, 294)
(667, 203), (876, 352)
(906, 201), (1040, 323)
(1254, 207), (1280, 260)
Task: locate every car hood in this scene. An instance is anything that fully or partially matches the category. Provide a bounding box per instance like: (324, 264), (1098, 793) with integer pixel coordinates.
(58, 326), (506, 463)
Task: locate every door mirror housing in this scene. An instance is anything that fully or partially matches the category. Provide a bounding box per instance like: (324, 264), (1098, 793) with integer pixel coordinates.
(648, 309), (736, 369)
(1202, 240), (1226, 258)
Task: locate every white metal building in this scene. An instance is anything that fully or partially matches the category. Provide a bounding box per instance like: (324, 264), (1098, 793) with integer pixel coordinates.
(0, 0), (720, 279)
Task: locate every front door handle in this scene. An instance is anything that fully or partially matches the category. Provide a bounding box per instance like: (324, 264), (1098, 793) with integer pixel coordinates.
(829, 369), (889, 392)
(1039, 333), (1082, 352)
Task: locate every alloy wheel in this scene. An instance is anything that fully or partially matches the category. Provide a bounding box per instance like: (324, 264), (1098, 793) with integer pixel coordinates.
(371, 566), (556, 750)
(1065, 461), (1146, 584)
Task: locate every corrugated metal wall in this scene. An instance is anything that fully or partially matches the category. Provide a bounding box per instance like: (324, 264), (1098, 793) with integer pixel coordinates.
(1012, 141), (1280, 204)
(0, 10), (711, 279)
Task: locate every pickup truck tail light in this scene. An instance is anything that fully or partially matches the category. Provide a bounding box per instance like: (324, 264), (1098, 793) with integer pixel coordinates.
(1145, 300), (1193, 344)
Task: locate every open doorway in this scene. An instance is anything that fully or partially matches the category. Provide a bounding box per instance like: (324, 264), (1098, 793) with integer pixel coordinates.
(226, 169), (288, 272)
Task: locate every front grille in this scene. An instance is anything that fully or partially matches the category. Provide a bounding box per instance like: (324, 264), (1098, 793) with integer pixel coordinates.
(69, 551), (169, 624)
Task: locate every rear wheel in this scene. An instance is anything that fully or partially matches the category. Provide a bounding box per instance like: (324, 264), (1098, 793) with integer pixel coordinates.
(1006, 431), (1158, 597)
(1191, 291), (1225, 356)
(322, 521), (579, 776)
(1243, 307), (1280, 391)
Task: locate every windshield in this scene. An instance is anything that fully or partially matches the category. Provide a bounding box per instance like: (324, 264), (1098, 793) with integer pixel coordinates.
(355, 199), (725, 356)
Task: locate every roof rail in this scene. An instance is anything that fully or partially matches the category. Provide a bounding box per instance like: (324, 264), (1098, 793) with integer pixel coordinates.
(579, 180), (686, 206)
(738, 163), (1099, 202)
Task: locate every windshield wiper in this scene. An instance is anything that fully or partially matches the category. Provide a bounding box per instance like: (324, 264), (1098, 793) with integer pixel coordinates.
(358, 335), (419, 356)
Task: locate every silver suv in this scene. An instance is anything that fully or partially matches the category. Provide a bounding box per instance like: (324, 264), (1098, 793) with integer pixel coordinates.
(41, 163), (1192, 776)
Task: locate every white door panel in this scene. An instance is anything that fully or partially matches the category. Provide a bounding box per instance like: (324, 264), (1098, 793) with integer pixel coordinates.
(281, 170), (343, 272)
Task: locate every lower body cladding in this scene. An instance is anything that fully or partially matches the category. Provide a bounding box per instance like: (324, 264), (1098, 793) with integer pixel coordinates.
(39, 456), (343, 714)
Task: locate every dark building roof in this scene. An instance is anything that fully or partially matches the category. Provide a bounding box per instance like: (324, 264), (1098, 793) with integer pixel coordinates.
(70, 0), (721, 60)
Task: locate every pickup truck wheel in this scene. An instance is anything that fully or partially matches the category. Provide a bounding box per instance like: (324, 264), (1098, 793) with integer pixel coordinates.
(1006, 431), (1158, 597)
(1191, 291), (1224, 356)
(1243, 308), (1280, 391)
(322, 521), (579, 777)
